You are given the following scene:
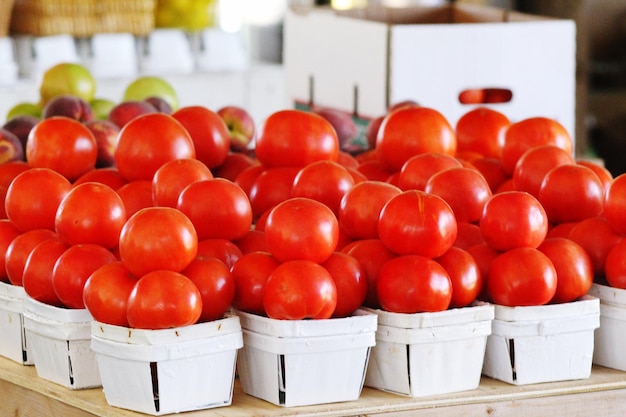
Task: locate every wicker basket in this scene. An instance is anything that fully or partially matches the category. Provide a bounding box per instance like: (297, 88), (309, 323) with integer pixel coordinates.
(1, 0), (16, 37)
(10, 0), (156, 37)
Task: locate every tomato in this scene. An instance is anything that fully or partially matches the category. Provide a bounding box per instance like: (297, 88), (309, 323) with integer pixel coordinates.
(233, 229), (268, 254)
(321, 251), (368, 318)
(5, 228), (58, 286)
(604, 173), (626, 235)
(342, 238), (398, 309)
(196, 238), (243, 269)
(470, 157), (510, 193)
(376, 106), (456, 172)
(569, 216), (622, 275)
(455, 107), (510, 159)
(577, 160), (612, 195)
(118, 207), (198, 277)
(213, 152), (260, 182)
(183, 257), (235, 322)
(231, 251), (279, 315)
(127, 270), (202, 329)
(377, 255), (452, 313)
(116, 180), (154, 217)
(263, 259), (337, 320)
(22, 239), (68, 306)
(152, 158), (213, 208)
(435, 246), (482, 308)
(397, 152), (463, 191)
(264, 197), (339, 263)
(5, 167), (72, 232)
(0, 161), (29, 189)
(336, 150), (359, 170)
(466, 242), (501, 300)
(255, 109), (339, 168)
(487, 247), (557, 306)
(54, 182), (126, 249)
(424, 167), (492, 224)
(512, 145), (574, 197)
(52, 243), (117, 309)
(500, 117), (573, 175)
(605, 239), (626, 289)
(233, 164), (265, 198)
(83, 261), (137, 326)
(338, 180), (401, 240)
(291, 160), (355, 216)
(0, 220), (20, 282)
(546, 222), (578, 239)
(73, 167), (128, 190)
(246, 166), (299, 219)
(537, 237), (593, 304)
(114, 113), (196, 181)
(356, 159), (394, 182)
(479, 191), (548, 251)
(454, 221), (485, 250)
(378, 190), (457, 258)
(538, 164), (604, 224)
(26, 116), (98, 181)
(171, 106), (230, 169)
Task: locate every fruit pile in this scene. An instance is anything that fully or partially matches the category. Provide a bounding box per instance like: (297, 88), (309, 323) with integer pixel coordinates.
(0, 62), (624, 331)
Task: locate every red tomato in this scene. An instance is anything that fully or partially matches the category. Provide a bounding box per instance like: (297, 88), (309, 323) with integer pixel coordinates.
(264, 197), (339, 263)
(114, 113), (196, 181)
(341, 238), (396, 309)
(83, 261), (137, 326)
(5, 167), (72, 232)
(0, 161), (30, 189)
(248, 166), (300, 218)
(435, 246), (482, 308)
(538, 164), (604, 224)
(454, 221), (485, 250)
(118, 207), (198, 277)
(356, 159), (394, 182)
(470, 157), (510, 194)
(54, 182), (126, 248)
(291, 160), (355, 216)
(378, 190), (457, 258)
(569, 216), (623, 275)
(26, 116), (98, 181)
(376, 106), (456, 172)
(52, 243), (117, 309)
(397, 152), (462, 191)
(183, 257), (235, 322)
(196, 238), (243, 269)
(127, 270), (202, 329)
(22, 239), (68, 306)
(73, 167), (128, 190)
(233, 164), (265, 197)
(171, 106), (230, 169)
(479, 191), (548, 251)
(0, 220), (20, 282)
(336, 150), (359, 170)
(255, 109), (339, 168)
(537, 237), (593, 304)
(152, 158), (213, 208)
(605, 239), (626, 289)
(116, 180), (154, 217)
(487, 247), (557, 306)
(455, 107), (510, 159)
(212, 152), (260, 182)
(500, 117), (573, 175)
(424, 167), (492, 224)
(577, 160), (612, 195)
(338, 180), (401, 240)
(546, 222), (578, 239)
(377, 255), (452, 313)
(466, 242), (501, 300)
(233, 229), (268, 254)
(5, 229), (58, 286)
(231, 251), (279, 315)
(512, 145), (575, 197)
(603, 173), (626, 235)
(263, 259), (337, 320)
(321, 251), (368, 318)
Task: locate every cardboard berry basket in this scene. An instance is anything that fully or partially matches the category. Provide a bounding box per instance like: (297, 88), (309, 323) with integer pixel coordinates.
(90, 315), (243, 416)
(0, 281), (31, 365)
(481, 295), (600, 386)
(22, 294), (100, 389)
(363, 303), (494, 397)
(588, 282), (626, 371)
(234, 309), (377, 407)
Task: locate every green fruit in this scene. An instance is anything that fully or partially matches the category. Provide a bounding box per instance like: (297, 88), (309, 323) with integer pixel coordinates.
(123, 76), (179, 111)
(39, 62), (97, 106)
(90, 98), (117, 120)
(6, 102), (42, 121)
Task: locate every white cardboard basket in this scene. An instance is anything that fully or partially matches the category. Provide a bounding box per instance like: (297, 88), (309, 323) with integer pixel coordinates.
(90, 316), (243, 416)
(588, 283), (626, 371)
(481, 296), (600, 385)
(22, 295), (100, 389)
(0, 281), (31, 365)
(364, 304), (494, 397)
(235, 309), (377, 407)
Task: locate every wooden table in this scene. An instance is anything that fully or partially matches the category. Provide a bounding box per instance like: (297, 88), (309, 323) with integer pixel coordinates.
(2, 355), (626, 417)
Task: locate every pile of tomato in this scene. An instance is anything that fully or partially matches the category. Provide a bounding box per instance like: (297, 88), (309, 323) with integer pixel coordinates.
(1, 96), (625, 330)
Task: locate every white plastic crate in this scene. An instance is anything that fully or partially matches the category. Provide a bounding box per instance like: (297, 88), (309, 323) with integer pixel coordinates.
(23, 295), (100, 389)
(91, 316), (243, 416)
(364, 304), (494, 397)
(588, 283), (626, 370)
(235, 309), (377, 407)
(0, 281), (30, 364)
(481, 296), (600, 385)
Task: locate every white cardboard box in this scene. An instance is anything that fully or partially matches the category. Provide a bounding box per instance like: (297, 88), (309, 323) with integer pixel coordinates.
(363, 304), (494, 397)
(481, 296), (600, 385)
(284, 3), (576, 142)
(22, 295), (100, 389)
(90, 316), (243, 416)
(235, 309), (377, 407)
(588, 283), (626, 371)
(0, 281), (30, 364)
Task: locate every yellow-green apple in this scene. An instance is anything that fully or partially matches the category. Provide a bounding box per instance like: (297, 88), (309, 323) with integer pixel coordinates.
(108, 100), (158, 129)
(6, 102), (42, 120)
(123, 76), (179, 111)
(312, 106), (357, 150)
(42, 94), (94, 122)
(90, 98), (117, 120)
(84, 119), (121, 168)
(0, 128), (25, 164)
(216, 105), (255, 152)
(39, 62), (97, 106)
(2, 115), (40, 151)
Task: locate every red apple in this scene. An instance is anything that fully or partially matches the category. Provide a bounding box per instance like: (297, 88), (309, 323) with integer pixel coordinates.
(312, 106), (357, 150)
(144, 96), (173, 114)
(0, 128), (25, 164)
(2, 115), (40, 151)
(108, 100), (158, 129)
(365, 115), (384, 151)
(84, 119), (121, 168)
(42, 94), (94, 122)
(217, 105), (256, 152)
